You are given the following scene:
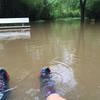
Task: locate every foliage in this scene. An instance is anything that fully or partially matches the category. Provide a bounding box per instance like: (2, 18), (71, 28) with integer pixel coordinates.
(0, 0), (1, 16)
(86, 0), (100, 21)
(0, 0), (100, 21)
(0, 0), (80, 20)
(48, 0), (80, 18)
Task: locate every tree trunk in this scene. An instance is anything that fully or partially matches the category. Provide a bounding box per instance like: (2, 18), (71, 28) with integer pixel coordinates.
(80, 0), (86, 24)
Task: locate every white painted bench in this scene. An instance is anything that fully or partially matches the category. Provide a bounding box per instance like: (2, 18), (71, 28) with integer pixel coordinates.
(0, 18), (30, 29)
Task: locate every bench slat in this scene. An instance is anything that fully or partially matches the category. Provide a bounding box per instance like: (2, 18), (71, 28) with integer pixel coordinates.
(0, 18), (29, 24)
(0, 25), (30, 29)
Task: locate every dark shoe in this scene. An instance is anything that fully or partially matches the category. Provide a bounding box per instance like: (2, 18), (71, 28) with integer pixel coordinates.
(40, 67), (56, 98)
(0, 69), (10, 100)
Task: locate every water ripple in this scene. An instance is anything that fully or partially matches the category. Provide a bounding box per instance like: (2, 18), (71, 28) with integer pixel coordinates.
(50, 64), (77, 96)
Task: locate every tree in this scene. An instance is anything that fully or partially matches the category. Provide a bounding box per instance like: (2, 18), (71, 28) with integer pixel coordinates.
(80, 0), (86, 24)
(86, 0), (100, 21)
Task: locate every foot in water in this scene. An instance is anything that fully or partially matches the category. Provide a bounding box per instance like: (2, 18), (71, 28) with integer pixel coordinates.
(0, 68), (9, 100)
(40, 67), (56, 98)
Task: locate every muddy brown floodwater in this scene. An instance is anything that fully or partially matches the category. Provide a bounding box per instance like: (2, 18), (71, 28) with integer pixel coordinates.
(0, 20), (100, 100)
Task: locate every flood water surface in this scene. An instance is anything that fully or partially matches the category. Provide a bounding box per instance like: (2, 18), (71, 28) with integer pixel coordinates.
(0, 21), (100, 100)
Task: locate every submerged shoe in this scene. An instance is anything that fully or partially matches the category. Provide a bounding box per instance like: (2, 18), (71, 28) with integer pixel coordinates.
(0, 69), (10, 100)
(40, 67), (56, 98)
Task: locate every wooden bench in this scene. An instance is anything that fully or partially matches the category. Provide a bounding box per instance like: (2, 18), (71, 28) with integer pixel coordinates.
(0, 18), (30, 29)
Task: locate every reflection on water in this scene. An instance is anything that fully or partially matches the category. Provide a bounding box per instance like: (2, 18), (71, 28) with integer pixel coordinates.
(49, 46), (77, 97)
(0, 21), (100, 100)
(0, 28), (30, 40)
(50, 64), (77, 95)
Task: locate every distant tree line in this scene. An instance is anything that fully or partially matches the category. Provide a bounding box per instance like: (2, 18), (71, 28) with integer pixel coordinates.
(0, 0), (100, 21)
(86, 0), (100, 21)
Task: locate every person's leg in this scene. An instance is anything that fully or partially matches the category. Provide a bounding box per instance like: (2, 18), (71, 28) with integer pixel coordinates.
(40, 67), (66, 100)
(47, 94), (66, 100)
(0, 68), (10, 100)
(40, 67), (56, 97)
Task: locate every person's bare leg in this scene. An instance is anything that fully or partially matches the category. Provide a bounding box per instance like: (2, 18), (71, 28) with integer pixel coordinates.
(47, 94), (66, 100)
